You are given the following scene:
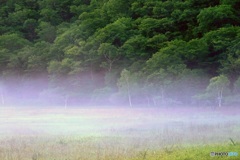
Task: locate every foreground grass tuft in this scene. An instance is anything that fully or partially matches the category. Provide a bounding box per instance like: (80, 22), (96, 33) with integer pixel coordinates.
(0, 136), (238, 160)
(131, 144), (240, 160)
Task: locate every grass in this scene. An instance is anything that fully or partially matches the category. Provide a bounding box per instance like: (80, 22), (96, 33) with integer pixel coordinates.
(0, 136), (239, 160)
(0, 106), (239, 159)
(131, 144), (240, 160)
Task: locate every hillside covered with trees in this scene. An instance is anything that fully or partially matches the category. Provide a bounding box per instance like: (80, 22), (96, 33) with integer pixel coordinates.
(0, 0), (239, 107)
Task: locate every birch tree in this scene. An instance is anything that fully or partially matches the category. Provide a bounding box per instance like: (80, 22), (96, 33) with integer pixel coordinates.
(206, 75), (230, 107)
(0, 80), (4, 105)
(117, 69), (138, 107)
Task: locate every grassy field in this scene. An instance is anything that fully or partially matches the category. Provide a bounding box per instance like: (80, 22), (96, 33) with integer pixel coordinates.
(0, 106), (239, 160)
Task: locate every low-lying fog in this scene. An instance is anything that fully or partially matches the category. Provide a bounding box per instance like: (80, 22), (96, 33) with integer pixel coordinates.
(1, 106), (240, 148)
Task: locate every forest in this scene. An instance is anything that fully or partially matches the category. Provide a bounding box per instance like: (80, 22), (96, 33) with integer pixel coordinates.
(0, 0), (240, 107)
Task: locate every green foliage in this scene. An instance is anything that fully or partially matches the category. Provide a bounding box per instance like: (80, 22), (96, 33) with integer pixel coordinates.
(206, 75), (230, 95)
(145, 40), (186, 72)
(0, 33), (31, 51)
(118, 69), (138, 92)
(37, 21), (56, 43)
(220, 41), (240, 91)
(121, 35), (148, 60)
(94, 17), (133, 45)
(101, 0), (131, 22)
(170, 69), (209, 104)
(198, 75), (230, 107)
(197, 5), (237, 33)
(139, 18), (174, 37)
(117, 69), (139, 106)
(234, 77), (240, 93)
(0, 0), (239, 106)
(0, 49), (10, 73)
(48, 58), (81, 76)
(203, 27), (240, 53)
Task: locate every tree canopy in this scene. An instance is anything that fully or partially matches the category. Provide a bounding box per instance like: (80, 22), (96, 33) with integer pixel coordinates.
(0, 0), (239, 107)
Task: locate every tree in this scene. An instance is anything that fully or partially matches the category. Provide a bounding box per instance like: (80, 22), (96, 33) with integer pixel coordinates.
(121, 35), (149, 61)
(183, 38), (209, 69)
(144, 40), (189, 106)
(146, 69), (171, 106)
(117, 69), (138, 107)
(0, 0), (239, 107)
(201, 26), (240, 75)
(23, 19), (38, 41)
(170, 69), (209, 105)
(0, 49), (11, 74)
(101, 0), (131, 22)
(0, 33), (31, 51)
(197, 5), (238, 34)
(234, 76), (240, 94)
(26, 41), (51, 74)
(47, 58), (82, 108)
(146, 34), (167, 53)
(98, 43), (120, 72)
(93, 17), (133, 45)
(0, 79), (5, 105)
(37, 22), (56, 43)
(145, 40), (186, 72)
(91, 87), (113, 105)
(220, 41), (240, 93)
(152, 1), (174, 18)
(78, 9), (107, 39)
(206, 75), (230, 107)
(223, 76), (240, 106)
(139, 17), (174, 37)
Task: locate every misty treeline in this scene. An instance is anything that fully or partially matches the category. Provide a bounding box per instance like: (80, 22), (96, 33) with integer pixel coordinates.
(0, 0), (240, 107)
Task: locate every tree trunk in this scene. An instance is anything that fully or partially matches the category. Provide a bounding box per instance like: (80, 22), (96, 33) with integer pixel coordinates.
(152, 97), (156, 106)
(1, 92), (4, 105)
(109, 61), (113, 72)
(146, 95), (150, 107)
(217, 88), (223, 107)
(125, 76), (132, 107)
(160, 86), (165, 106)
(218, 97), (222, 107)
(90, 60), (94, 81)
(64, 95), (69, 109)
(128, 90), (132, 107)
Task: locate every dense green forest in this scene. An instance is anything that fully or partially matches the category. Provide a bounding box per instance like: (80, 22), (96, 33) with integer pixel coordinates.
(0, 0), (239, 107)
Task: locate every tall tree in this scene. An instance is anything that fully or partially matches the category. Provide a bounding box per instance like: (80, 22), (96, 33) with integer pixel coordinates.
(220, 41), (240, 93)
(206, 75), (230, 107)
(98, 43), (120, 72)
(197, 5), (239, 34)
(117, 69), (138, 107)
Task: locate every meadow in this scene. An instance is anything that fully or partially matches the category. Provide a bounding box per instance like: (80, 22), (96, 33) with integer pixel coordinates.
(0, 106), (239, 160)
